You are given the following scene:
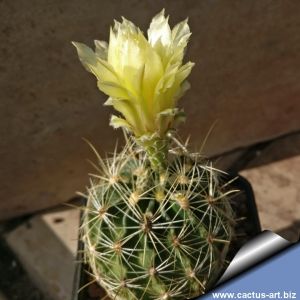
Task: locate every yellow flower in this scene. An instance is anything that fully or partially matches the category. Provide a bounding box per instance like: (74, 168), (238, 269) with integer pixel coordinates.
(73, 9), (194, 139)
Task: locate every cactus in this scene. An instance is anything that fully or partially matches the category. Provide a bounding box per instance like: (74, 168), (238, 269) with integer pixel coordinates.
(73, 10), (236, 299)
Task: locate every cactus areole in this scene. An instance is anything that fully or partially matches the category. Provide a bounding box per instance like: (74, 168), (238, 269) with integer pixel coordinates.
(73, 10), (236, 299)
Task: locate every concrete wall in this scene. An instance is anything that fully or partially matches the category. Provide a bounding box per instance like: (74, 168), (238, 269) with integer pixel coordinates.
(1, 0), (300, 219)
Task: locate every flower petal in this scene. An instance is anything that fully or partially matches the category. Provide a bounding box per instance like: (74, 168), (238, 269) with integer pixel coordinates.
(97, 80), (130, 99)
(110, 115), (132, 131)
(104, 97), (143, 136)
(171, 18), (191, 48)
(175, 61), (195, 85)
(94, 40), (108, 60)
(147, 9), (171, 47)
(72, 41), (98, 73)
(72, 41), (118, 82)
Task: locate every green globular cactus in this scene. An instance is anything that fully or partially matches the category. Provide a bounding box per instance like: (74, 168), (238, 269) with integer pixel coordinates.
(73, 9), (237, 299)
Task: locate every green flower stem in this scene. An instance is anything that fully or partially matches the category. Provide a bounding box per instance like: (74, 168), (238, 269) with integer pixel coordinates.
(137, 136), (169, 171)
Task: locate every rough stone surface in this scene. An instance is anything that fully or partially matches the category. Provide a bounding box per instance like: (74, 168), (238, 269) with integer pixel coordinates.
(241, 155), (300, 242)
(5, 208), (80, 300)
(1, 1), (300, 219)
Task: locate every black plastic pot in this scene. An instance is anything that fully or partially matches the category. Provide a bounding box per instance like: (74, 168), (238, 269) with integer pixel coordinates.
(72, 174), (261, 300)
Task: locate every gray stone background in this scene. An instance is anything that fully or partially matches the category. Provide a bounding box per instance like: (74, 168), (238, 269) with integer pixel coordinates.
(0, 1), (300, 299)
(1, 0), (300, 220)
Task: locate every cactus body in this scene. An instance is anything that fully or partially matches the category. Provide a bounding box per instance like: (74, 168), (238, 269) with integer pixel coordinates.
(82, 140), (235, 299)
